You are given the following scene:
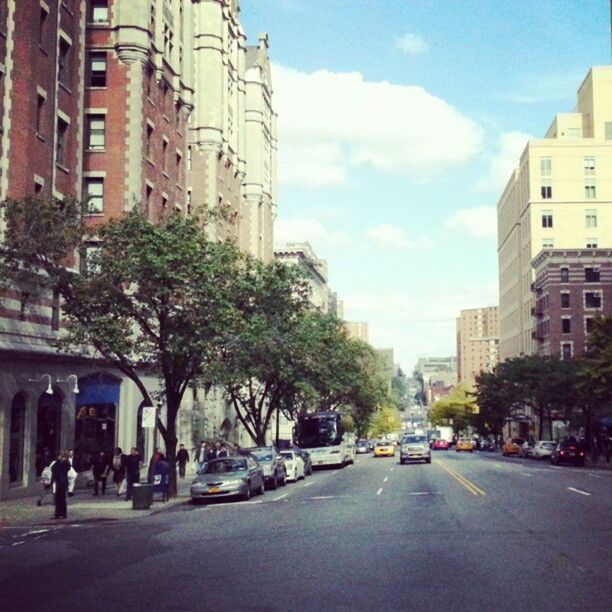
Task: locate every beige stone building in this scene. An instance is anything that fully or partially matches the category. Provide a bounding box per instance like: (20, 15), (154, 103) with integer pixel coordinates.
(497, 66), (612, 360)
(345, 322), (370, 344)
(456, 307), (499, 388)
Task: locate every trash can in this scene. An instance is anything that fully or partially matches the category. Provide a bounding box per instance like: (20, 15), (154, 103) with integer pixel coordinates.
(132, 483), (153, 510)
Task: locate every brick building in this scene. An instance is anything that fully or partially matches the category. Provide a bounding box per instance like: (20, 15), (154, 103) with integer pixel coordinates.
(532, 249), (612, 358)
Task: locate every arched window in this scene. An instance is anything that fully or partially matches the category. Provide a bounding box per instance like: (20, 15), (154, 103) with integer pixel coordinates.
(9, 393), (26, 483)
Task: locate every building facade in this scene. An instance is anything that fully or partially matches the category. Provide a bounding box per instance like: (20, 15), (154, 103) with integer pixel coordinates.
(456, 307), (499, 388)
(345, 322), (369, 344)
(497, 66), (612, 360)
(532, 249), (612, 358)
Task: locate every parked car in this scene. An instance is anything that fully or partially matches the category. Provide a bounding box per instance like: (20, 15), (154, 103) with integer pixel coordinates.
(190, 457), (265, 503)
(355, 440), (370, 454)
(242, 446), (287, 489)
(432, 439), (449, 451)
(480, 439), (496, 452)
(281, 450), (305, 482)
(551, 440), (585, 466)
(374, 441), (396, 457)
(400, 434), (431, 464)
(519, 441), (535, 458)
(531, 440), (556, 460)
(293, 447), (312, 475)
(456, 438), (474, 452)
(502, 438), (525, 456)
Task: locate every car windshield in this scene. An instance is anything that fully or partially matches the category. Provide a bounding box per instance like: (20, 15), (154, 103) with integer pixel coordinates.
(404, 436), (427, 444)
(540, 442), (555, 448)
(459, 439), (470, 443)
(376, 442), (391, 447)
(246, 449), (274, 462)
(281, 452), (294, 460)
(200, 459), (247, 474)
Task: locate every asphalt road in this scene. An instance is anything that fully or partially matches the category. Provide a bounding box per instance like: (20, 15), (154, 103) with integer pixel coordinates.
(1, 450), (611, 611)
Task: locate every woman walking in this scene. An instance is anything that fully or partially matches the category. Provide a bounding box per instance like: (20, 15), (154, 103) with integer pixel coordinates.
(111, 447), (126, 496)
(51, 450), (71, 519)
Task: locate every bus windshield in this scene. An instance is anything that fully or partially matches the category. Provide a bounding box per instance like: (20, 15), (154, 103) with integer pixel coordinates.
(296, 413), (343, 448)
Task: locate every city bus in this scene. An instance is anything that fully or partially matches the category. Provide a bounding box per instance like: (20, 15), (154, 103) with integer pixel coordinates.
(294, 411), (353, 468)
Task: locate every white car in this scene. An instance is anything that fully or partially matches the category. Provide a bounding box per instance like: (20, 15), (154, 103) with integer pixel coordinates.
(531, 440), (556, 459)
(281, 450), (305, 482)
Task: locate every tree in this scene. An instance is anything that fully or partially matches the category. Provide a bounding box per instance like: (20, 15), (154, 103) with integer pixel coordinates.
(1, 197), (242, 496)
(369, 403), (402, 438)
(429, 384), (475, 434)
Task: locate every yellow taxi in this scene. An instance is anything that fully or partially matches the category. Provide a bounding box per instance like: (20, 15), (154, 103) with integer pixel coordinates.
(455, 438), (474, 452)
(502, 437), (525, 456)
(374, 440), (396, 457)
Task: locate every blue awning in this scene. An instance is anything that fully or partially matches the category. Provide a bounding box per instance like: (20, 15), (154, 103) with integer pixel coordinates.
(76, 375), (121, 406)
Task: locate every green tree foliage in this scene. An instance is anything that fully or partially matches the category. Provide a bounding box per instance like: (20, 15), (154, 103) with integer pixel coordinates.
(369, 403), (402, 438)
(429, 384), (475, 434)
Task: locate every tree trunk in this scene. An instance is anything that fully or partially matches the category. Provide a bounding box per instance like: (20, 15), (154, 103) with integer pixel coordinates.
(159, 397), (179, 497)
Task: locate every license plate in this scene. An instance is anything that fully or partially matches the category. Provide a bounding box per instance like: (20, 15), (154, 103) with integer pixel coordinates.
(208, 487), (221, 494)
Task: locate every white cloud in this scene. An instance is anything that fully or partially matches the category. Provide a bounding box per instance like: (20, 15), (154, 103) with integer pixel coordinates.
(343, 282), (499, 369)
(477, 131), (532, 192)
(274, 217), (351, 251)
(365, 224), (433, 252)
(445, 207), (497, 239)
(272, 64), (484, 187)
(396, 33), (429, 56)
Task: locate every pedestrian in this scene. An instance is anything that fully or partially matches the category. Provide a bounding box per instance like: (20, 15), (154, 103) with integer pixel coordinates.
(154, 452), (171, 501)
(177, 443), (190, 478)
(36, 455), (56, 507)
(195, 442), (208, 472)
(67, 449), (77, 497)
(125, 447), (141, 501)
(147, 447), (161, 483)
(51, 450), (71, 519)
(212, 441), (228, 459)
(111, 447), (127, 496)
(92, 451), (110, 496)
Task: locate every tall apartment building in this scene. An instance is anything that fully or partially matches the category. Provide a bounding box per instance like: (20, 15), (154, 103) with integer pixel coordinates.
(497, 66), (612, 360)
(414, 356), (457, 386)
(345, 322), (370, 344)
(189, 1), (277, 260)
(456, 307), (499, 388)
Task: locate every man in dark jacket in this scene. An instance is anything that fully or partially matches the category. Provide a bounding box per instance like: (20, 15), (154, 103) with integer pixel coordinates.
(176, 444), (190, 478)
(125, 447), (141, 501)
(51, 450), (71, 519)
(92, 451), (110, 495)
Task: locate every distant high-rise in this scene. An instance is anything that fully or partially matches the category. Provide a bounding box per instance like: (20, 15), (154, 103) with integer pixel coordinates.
(456, 307), (499, 388)
(345, 322), (369, 344)
(497, 66), (612, 360)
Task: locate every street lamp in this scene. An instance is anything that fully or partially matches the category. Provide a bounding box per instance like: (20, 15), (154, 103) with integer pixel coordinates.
(29, 374), (54, 395)
(56, 374), (80, 394)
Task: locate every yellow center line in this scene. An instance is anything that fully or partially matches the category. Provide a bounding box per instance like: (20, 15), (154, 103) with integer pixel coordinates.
(433, 460), (486, 496)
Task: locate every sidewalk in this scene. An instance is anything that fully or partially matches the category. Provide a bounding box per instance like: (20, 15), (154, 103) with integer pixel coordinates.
(0, 477), (193, 528)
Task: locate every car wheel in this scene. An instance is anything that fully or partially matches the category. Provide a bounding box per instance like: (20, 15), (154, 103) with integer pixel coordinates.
(399, 459), (404, 465)
(258, 479), (265, 495)
(242, 483), (251, 501)
(270, 474), (278, 490)
(281, 472), (287, 486)
(425, 457), (431, 464)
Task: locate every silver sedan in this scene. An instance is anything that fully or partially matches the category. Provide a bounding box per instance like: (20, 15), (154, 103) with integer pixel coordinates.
(190, 457), (265, 503)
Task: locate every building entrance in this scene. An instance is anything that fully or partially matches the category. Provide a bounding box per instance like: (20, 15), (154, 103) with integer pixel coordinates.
(36, 391), (62, 475)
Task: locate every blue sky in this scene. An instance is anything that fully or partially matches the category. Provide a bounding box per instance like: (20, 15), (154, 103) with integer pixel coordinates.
(241, 0), (611, 372)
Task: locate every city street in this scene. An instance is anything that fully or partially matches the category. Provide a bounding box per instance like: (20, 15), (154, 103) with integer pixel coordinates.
(1, 452), (611, 611)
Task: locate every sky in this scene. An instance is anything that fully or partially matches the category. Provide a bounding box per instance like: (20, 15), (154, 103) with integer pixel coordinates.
(240, 0), (612, 373)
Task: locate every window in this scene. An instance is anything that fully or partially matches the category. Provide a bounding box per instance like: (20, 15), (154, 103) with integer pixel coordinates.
(585, 210), (597, 228)
(541, 211), (553, 228)
(585, 317), (594, 334)
(560, 267), (569, 283)
(146, 65), (154, 99)
(584, 157), (595, 176)
(90, 0), (109, 23)
(161, 195), (168, 210)
(146, 124), (154, 158)
(561, 343), (572, 360)
(541, 182), (552, 199)
(566, 128), (580, 139)
(145, 184), (153, 209)
(585, 181), (596, 199)
(86, 114), (105, 150)
(39, 6), (48, 46)
(176, 152), (181, 174)
(82, 245), (102, 274)
(36, 94), (45, 134)
(34, 180), (44, 194)
(84, 177), (104, 213)
(585, 267), (600, 283)
(584, 291), (602, 309)
(586, 239), (598, 249)
(561, 293), (570, 308)
(19, 292), (29, 320)
(56, 117), (69, 165)
(542, 238), (554, 249)
(162, 138), (168, 172)
(88, 52), (107, 87)
(51, 288), (60, 330)
(186, 190), (192, 215)
(187, 146), (192, 171)
(561, 318), (571, 334)
(540, 157), (551, 176)
(58, 38), (71, 87)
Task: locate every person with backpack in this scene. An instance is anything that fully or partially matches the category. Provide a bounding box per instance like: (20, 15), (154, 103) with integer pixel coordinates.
(36, 455), (56, 507)
(111, 447), (126, 496)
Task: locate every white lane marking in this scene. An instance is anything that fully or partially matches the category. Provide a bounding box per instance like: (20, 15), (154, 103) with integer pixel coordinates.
(383, 477), (389, 483)
(303, 481), (314, 487)
(587, 473), (603, 479)
(550, 466), (563, 470)
(272, 493), (289, 502)
(567, 487), (591, 496)
(521, 472), (534, 477)
(376, 487), (383, 496)
(24, 529), (49, 536)
(407, 492), (440, 496)
(12, 541), (25, 546)
(310, 495), (351, 500)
